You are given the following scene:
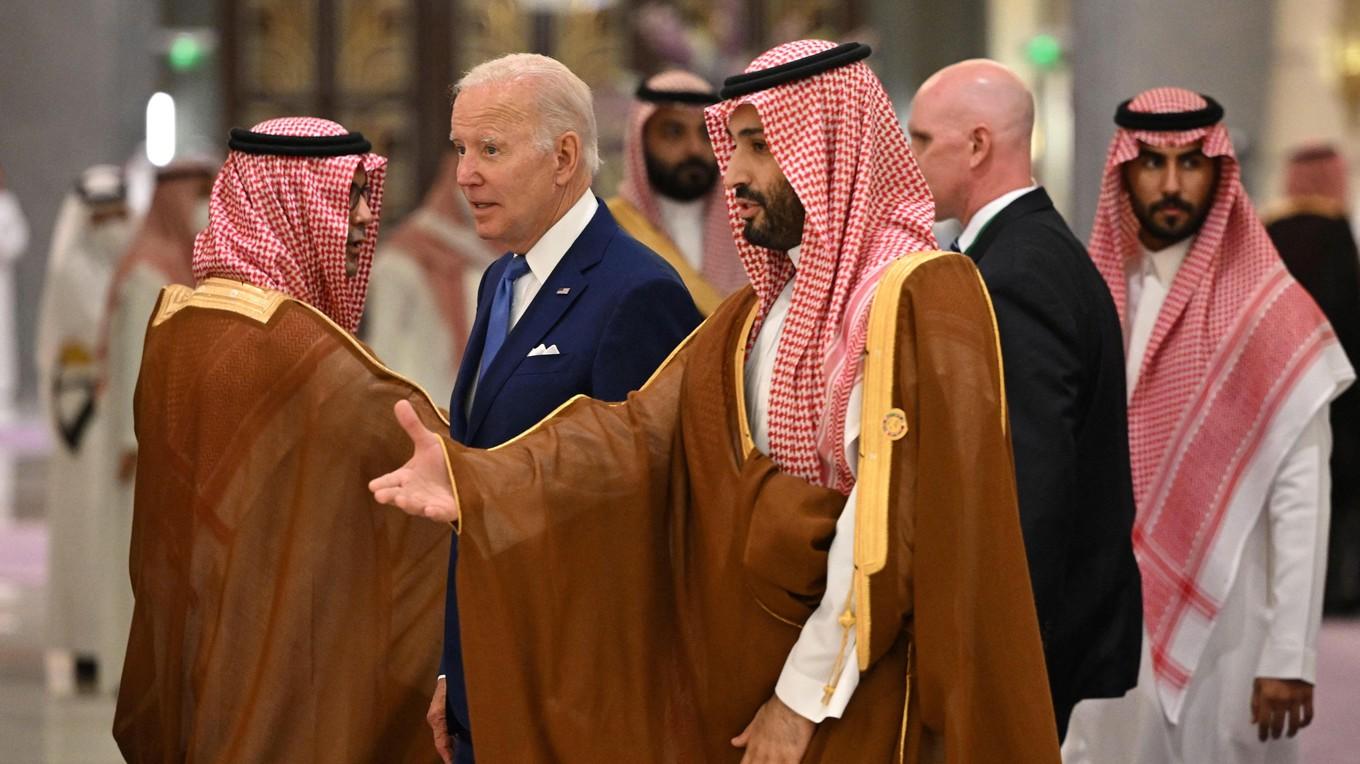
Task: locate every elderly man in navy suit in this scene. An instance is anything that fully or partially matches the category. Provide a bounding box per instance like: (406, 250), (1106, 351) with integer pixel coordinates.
(430, 53), (702, 764)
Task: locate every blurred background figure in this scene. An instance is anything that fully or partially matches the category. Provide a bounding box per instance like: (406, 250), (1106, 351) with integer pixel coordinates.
(0, 163), (30, 522)
(97, 160), (215, 668)
(607, 70), (746, 315)
(366, 152), (498, 407)
(1266, 144), (1360, 616)
(35, 165), (135, 696)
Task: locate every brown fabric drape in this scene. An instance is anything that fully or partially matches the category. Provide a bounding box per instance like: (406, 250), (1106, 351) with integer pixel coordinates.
(445, 253), (1058, 762)
(115, 284), (450, 763)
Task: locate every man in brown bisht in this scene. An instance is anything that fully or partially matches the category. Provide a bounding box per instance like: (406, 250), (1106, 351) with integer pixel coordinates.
(372, 41), (1059, 763)
(607, 69), (747, 315)
(114, 117), (450, 763)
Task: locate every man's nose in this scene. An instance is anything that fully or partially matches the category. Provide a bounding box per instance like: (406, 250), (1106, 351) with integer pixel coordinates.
(353, 196), (374, 226)
(456, 155), (480, 186)
(1160, 164), (1182, 195)
(723, 157), (750, 191)
(684, 129), (711, 160)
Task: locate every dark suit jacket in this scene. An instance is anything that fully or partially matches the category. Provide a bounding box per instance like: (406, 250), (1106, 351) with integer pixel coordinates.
(966, 188), (1141, 734)
(1267, 212), (1360, 612)
(440, 199), (702, 746)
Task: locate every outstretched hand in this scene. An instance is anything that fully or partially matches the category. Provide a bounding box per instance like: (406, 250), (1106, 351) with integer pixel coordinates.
(369, 400), (460, 524)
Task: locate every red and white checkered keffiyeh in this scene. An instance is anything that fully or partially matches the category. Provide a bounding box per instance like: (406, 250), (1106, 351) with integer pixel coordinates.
(192, 117), (387, 332)
(705, 40), (937, 494)
(1090, 88), (1353, 721)
(619, 70), (747, 297)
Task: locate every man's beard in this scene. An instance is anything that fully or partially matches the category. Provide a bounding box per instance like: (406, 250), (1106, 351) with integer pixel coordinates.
(1131, 193), (1211, 246)
(735, 180), (804, 252)
(645, 152), (718, 202)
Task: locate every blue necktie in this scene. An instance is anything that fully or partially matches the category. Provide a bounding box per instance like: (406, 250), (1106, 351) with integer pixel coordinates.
(947, 238), (963, 253)
(478, 255), (532, 383)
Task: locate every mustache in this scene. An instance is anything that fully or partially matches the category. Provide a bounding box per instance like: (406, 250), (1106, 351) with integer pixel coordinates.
(733, 184), (768, 206)
(674, 156), (716, 174)
(1151, 196), (1193, 214)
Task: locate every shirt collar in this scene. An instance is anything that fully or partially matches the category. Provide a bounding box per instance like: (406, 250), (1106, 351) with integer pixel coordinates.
(957, 184), (1039, 253)
(1139, 236), (1194, 284)
(787, 244), (802, 270)
(522, 190), (598, 283)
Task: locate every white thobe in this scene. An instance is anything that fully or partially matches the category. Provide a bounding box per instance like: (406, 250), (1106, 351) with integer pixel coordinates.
(37, 201), (134, 692)
(1062, 240), (1331, 764)
(655, 196), (706, 273)
(745, 246), (862, 722)
(367, 209), (486, 408)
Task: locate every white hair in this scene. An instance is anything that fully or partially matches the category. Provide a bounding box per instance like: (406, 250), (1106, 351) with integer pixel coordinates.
(456, 53), (601, 175)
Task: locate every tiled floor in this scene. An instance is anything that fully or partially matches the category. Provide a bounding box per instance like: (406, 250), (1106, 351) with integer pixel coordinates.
(0, 415), (1358, 763)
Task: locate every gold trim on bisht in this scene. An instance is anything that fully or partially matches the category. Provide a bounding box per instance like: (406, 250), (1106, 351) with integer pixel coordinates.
(852, 251), (951, 671)
(155, 277), (452, 430)
(150, 284), (196, 326)
(183, 277), (289, 324)
(733, 302), (760, 458)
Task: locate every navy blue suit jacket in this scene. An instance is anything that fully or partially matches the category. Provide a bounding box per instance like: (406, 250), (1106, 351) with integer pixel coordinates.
(441, 200), (702, 743)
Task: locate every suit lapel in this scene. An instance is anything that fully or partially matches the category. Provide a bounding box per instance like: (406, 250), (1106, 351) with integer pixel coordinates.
(465, 201), (614, 441)
(967, 187), (1054, 263)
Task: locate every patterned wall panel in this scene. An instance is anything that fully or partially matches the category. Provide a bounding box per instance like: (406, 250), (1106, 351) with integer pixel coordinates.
(227, 0), (434, 218)
(239, 0), (317, 101)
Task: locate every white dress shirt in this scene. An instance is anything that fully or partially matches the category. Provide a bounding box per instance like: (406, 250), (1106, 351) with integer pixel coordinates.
(465, 190), (597, 408)
(956, 184), (1038, 254)
(1124, 235), (1329, 681)
(513, 190), (598, 327)
(1124, 238), (1191, 398)
(655, 195), (706, 273)
(744, 246), (863, 722)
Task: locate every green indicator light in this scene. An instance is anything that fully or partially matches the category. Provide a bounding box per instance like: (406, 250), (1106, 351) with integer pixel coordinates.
(168, 36), (205, 73)
(1026, 34), (1063, 71)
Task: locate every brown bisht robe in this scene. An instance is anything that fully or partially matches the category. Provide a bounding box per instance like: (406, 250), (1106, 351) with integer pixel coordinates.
(114, 277), (450, 763)
(443, 252), (1060, 762)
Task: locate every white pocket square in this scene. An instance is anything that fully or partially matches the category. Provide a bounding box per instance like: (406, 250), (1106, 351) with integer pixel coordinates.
(527, 343), (561, 357)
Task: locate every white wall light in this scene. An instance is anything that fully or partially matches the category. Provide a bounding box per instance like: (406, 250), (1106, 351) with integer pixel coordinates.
(146, 92), (177, 167)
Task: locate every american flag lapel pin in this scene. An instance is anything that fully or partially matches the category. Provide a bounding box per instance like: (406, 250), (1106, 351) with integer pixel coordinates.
(556, 287), (571, 295)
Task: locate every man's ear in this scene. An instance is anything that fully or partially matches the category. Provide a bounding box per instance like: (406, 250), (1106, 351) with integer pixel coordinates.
(555, 132), (583, 185)
(968, 126), (991, 170)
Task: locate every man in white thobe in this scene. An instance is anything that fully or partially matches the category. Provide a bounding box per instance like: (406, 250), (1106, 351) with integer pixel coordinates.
(0, 164), (30, 521)
(1062, 88), (1354, 764)
(606, 69), (746, 316)
(37, 164), (137, 694)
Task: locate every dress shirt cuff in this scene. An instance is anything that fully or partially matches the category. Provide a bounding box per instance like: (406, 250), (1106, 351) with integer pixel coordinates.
(439, 436), (462, 535)
(1256, 641), (1317, 683)
(774, 646), (857, 723)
